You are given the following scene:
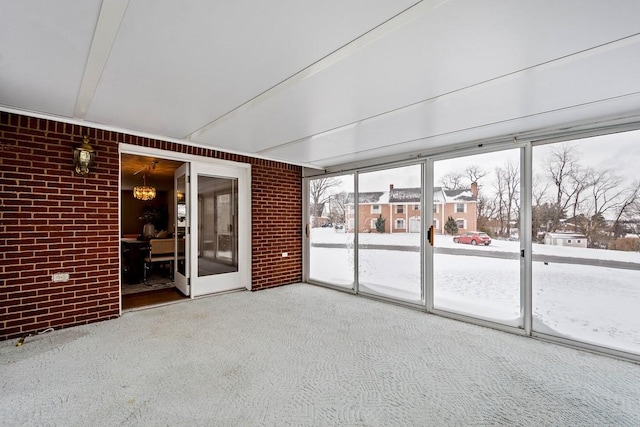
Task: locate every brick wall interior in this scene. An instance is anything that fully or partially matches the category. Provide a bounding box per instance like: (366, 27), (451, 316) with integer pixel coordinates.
(0, 112), (302, 341)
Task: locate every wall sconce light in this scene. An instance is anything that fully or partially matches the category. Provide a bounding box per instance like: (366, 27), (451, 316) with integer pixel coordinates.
(73, 135), (96, 176)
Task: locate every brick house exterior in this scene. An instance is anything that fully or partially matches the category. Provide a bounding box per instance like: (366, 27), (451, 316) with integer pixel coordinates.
(345, 191), (389, 233)
(433, 183), (478, 235)
(389, 186), (422, 233)
(346, 183), (477, 234)
(0, 112), (302, 341)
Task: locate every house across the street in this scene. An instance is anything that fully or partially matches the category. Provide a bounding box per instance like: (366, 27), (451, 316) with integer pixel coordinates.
(544, 232), (588, 248)
(345, 183), (478, 234)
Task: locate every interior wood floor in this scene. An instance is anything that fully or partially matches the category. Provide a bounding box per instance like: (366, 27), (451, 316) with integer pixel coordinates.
(122, 287), (187, 310)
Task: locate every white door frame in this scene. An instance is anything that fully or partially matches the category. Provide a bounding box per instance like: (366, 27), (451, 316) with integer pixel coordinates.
(174, 163), (190, 296)
(118, 144), (252, 309)
(189, 161), (251, 296)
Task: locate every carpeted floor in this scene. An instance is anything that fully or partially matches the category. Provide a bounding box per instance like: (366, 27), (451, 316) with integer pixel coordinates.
(1, 283), (639, 426)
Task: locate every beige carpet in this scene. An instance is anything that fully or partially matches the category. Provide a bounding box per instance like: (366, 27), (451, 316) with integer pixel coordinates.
(1, 283), (639, 426)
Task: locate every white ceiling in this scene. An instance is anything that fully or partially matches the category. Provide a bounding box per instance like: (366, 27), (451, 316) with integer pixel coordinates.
(2, 1), (640, 170)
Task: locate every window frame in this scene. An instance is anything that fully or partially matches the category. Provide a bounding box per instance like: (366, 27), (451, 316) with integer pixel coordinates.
(303, 123), (640, 363)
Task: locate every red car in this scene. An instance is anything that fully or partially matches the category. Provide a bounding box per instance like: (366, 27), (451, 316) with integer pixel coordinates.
(453, 232), (491, 246)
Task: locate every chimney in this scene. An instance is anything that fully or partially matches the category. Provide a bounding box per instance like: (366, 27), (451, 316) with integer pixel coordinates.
(389, 184), (394, 191)
(471, 181), (478, 199)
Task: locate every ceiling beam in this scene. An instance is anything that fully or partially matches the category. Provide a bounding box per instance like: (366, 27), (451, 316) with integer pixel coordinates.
(73, 0), (130, 119)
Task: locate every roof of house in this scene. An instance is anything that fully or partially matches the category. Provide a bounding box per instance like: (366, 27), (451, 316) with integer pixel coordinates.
(346, 186), (477, 204)
(345, 191), (388, 204)
(389, 187), (420, 203)
(443, 188), (475, 202)
(545, 232), (587, 238)
(434, 187), (476, 203)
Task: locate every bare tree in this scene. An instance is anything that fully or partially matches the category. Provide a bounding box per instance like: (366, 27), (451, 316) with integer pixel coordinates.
(566, 167), (589, 232)
(582, 169), (625, 246)
(531, 175), (551, 240)
(331, 191), (348, 225)
(476, 192), (497, 233)
(628, 199), (640, 243)
(612, 180), (640, 238)
(547, 143), (580, 232)
(442, 165), (488, 232)
(504, 161), (520, 237)
(493, 161), (520, 237)
(464, 165), (487, 188)
(309, 177), (340, 227)
(532, 175), (550, 206)
(493, 168), (506, 236)
(440, 171), (464, 190)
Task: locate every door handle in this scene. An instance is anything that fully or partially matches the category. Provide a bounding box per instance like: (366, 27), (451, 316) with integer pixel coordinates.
(428, 225), (435, 247)
(305, 224), (310, 238)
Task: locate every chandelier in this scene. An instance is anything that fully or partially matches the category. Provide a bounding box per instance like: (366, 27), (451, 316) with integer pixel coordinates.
(133, 173), (156, 201)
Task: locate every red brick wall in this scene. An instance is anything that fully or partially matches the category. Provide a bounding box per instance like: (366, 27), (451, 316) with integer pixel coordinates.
(0, 112), (302, 341)
(251, 162), (302, 289)
(434, 202), (477, 234)
(390, 204), (421, 233)
(354, 204), (391, 233)
(442, 202), (477, 233)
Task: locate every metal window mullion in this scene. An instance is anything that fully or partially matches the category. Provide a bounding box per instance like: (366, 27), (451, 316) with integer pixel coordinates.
(521, 142), (533, 335)
(353, 172), (359, 294)
(302, 177), (310, 283)
(424, 159), (435, 313)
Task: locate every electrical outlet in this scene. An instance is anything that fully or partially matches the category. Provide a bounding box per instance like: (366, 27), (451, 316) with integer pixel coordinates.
(52, 273), (69, 282)
(282, 252), (288, 257)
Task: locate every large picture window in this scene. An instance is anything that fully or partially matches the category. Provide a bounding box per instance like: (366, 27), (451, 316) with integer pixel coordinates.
(358, 164), (422, 303)
(433, 148), (522, 328)
(308, 174), (355, 288)
(532, 131), (640, 355)
(306, 127), (640, 360)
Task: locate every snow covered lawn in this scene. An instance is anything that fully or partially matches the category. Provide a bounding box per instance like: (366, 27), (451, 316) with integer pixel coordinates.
(309, 228), (640, 355)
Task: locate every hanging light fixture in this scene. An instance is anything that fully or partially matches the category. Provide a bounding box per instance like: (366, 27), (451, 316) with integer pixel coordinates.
(133, 172), (156, 201)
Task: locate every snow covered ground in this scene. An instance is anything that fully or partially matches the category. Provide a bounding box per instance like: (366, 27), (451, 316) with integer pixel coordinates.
(309, 228), (640, 355)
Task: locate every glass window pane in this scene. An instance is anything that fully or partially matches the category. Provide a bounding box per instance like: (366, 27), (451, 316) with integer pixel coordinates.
(433, 149), (523, 327)
(309, 174), (354, 288)
(176, 175), (186, 277)
(198, 176), (238, 277)
(357, 164), (422, 303)
(532, 132), (640, 355)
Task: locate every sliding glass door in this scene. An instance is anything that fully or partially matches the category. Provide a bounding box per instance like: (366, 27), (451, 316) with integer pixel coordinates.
(307, 149), (524, 325)
(357, 164), (423, 304)
(308, 174), (355, 289)
(432, 149), (523, 328)
(306, 131), (640, 359)
(532, 131), (640, 355)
